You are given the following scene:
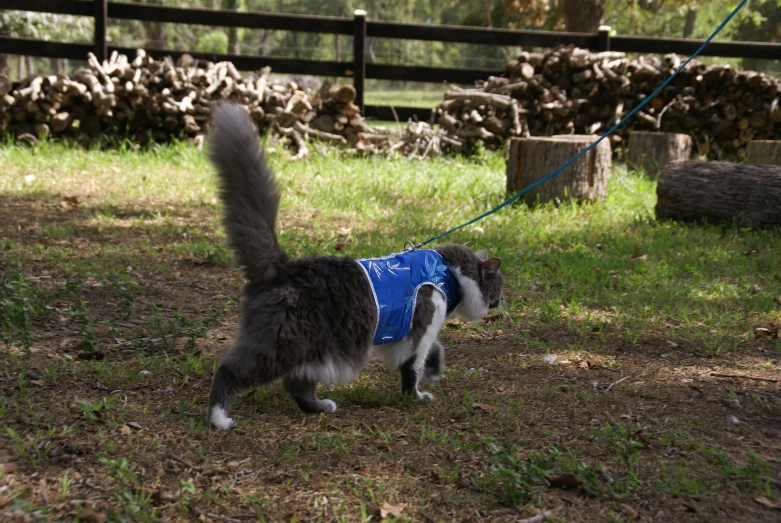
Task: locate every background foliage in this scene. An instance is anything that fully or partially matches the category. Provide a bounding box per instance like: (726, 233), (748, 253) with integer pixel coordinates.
(1, 1), (779, 82)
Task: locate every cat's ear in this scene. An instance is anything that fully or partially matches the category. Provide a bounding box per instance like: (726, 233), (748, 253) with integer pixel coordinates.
(475, 250), (488, 262)
(482, 258), (501, 277)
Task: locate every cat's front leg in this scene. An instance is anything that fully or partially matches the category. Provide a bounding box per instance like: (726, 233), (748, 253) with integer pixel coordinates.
(401, 288), (447, 401)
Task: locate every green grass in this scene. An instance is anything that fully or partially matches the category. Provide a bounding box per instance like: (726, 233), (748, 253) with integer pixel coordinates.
(1, 139), (780, 521)
(364, 88), (445, 108)
(4, 139), (778, 353)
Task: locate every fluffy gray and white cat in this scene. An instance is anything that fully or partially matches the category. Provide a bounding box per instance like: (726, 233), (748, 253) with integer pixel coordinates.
(206, 103), (504, 430)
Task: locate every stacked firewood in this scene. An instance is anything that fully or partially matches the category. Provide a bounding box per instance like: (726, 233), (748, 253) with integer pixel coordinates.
(432, 89), (527, 150)
(434, 45), (781, 159)
(0, 50), (392, 156)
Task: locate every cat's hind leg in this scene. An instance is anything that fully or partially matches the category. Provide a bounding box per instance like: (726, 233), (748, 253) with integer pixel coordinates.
(421, 339), (445, 385)
(283, 374), (337, 414)
(207, 337), (285, 430)
(400, 287), (447, 401)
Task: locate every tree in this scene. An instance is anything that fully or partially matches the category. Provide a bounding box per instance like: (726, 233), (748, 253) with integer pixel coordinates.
(137, 0), (167, 50)
(560, 0), (605, 32)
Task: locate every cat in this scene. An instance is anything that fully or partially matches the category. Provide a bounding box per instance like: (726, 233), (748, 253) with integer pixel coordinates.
(206, 103), (504, 430)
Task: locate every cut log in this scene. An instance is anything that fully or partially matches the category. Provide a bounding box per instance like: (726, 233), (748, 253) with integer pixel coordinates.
(506, 135), (612, 205)
(656, 161), (781, 228)
(627, 131), (692, 178)
(746, 140), (781, 165)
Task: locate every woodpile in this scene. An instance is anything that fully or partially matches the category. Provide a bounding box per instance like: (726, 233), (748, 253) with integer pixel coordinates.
(433, 89), (527, 151)
(434, 45), (781, 160)
(0, 50), (399, 157)
(5, 45), (779, 162)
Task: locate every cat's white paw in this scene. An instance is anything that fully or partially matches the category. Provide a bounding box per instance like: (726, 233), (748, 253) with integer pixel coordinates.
(209, 406), (235, 430)
(418, 391), (434, 402)
(319, 399), (337, 413)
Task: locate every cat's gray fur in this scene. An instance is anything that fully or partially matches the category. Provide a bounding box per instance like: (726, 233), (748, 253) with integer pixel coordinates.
(206, 103), (504, 429)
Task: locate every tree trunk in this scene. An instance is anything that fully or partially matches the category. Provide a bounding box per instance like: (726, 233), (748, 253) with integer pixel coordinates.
(225, 0), (240, 54)
(0, 11), (8, 76)
(683, 7), (697, 38)
(746, 141), (781, 165)
(656, 161), (781, 228)
(560, 0), (605, 33)
(0, 74), (11, 96)
(506, 135), (612, 205)
(258, 30), (271, 56)
(25, 56), (34, 76)
(628, 131), (692, 178)
(141, 0), (167, 50)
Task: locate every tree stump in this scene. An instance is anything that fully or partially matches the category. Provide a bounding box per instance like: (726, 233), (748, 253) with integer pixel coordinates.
(627, 131), (692, 178)
(656, 161), (781, 228)
(506, 135), (611, 205)
(746, 141), (781, 165)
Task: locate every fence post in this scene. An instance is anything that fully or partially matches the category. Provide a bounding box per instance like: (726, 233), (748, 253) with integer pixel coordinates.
(94, 0), (108, 62)
(353, 9), (367, 114)
(597, 25), (611, 52)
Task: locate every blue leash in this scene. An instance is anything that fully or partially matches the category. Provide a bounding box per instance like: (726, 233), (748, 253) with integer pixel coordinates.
(415, 0), (748, 249)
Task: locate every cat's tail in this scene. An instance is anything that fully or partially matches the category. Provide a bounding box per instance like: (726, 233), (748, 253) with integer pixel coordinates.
(208, 102), (288, 282)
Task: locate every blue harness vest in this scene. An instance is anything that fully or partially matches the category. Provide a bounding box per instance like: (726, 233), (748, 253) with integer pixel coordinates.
(357, 250), (462, 345)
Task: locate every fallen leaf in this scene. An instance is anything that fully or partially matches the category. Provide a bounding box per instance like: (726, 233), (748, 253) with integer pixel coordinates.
(543, 354), (557, 364)
(380, 501), (407, 518)
(472, 403), (497, 412)
(126, 421), (142, 431)
(334, 242), (349, 251)
(579, 361), (590, 370)
(120, 425), (132, 436)
(553, 490), (582, 505)
(60, 195), (80, 208)
(77, 351), (105, 361)
(77, 510), (106, 523)
(546, 472), (581, 490)
(755, 497), (781, 510)
(337, 227), (352, 235)
(0, 463), (17, 475)
(620, 504), (639, 519)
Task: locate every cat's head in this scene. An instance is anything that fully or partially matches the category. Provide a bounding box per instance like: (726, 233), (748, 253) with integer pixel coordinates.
(474, 249), (503, 310)
(436, 244), (503, 322)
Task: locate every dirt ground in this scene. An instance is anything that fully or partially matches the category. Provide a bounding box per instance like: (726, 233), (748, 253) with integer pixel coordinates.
(1, 192), (780, 523)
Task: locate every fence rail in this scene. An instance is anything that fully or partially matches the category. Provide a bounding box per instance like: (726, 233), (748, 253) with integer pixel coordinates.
(2, 0), (781, 122)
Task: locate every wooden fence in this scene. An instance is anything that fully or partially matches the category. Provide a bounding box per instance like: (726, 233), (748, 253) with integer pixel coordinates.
(2, 0), (781, 122)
